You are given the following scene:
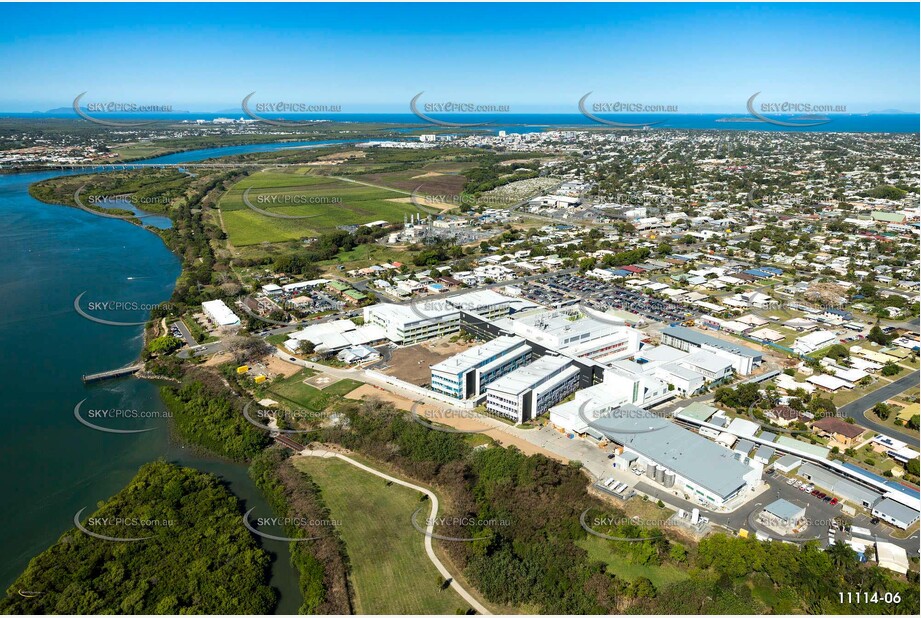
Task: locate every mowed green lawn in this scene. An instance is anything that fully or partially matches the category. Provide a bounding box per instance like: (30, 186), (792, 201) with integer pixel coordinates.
(292, 457), (468, 614)
(219, 170), (418, 246)
(577, 536), (689, 590)
(266, 370), (361, 413)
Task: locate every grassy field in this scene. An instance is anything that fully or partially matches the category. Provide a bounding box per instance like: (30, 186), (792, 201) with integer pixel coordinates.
(266, 369), (361, 412)
(292, 457), (467, 614)
(576, 536), (689, 589)
(219, 169), (418, 246)
(351, 164), (470, 196)
(316, 243), (407, 274)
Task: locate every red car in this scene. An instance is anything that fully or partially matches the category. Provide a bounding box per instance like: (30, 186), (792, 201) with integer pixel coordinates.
(830, 498), (839, 506)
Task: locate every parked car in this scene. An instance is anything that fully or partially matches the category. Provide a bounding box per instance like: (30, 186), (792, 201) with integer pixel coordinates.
(830, 498), (838, 506)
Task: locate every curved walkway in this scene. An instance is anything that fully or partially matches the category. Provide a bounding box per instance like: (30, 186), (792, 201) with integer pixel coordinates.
(298, 448), (491, 615)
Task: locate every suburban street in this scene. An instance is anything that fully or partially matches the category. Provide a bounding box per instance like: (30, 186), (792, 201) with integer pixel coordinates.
(838, 371), (919, 441)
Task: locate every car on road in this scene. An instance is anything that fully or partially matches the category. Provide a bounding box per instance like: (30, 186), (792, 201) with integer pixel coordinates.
(289, 357), (297, 362)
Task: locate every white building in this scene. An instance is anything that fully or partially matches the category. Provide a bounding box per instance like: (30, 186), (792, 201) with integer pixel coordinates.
(660, 326), (762, 375)
(486, 355), (579, 424)
(793, 330), (839, 355)
(508, 308), (643, 363)
(202, 299), (241, 327)
(283, 319), (387, 354)
(363, 290), (514, 344)
(430, 336), (532, 399)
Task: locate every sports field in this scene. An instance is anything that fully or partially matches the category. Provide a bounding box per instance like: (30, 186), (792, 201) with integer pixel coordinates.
(219, 169), (418, 246)
(292, 457), (467, 614)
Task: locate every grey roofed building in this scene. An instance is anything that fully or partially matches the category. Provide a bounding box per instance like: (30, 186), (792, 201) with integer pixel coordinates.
(678, 401), (720, 422)
(735, 439), (755, 455)
(759, 431), (778, 443)
(871, 498), (920, 529)
(662, 326), (762, 358)
(799, 462), (881, 507)
(755, 445), (776, 462)
(591, 404), (756, 502)
(774, 454), (801, 472)
(764, 498), (806, 522)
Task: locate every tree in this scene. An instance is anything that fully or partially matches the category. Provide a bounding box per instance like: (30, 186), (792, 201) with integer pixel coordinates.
(147, 335), (183, 356)
(873, 403), (891, 420)
(228, 335), (272, 364)
(906, 458), (920, 476)
(867, 324), (891, 346)
(825, 344), (849, 362)
(881, 363), (900, 377)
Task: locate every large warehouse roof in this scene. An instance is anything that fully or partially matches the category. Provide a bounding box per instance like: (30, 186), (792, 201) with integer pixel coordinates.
(591, 405), (754, 501)
(663, 326), (762, 358)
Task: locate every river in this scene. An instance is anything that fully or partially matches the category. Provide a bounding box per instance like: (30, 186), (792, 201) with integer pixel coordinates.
(0, 139), (351, 612)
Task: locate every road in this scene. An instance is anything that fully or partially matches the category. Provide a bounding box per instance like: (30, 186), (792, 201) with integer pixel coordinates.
(837, 371), (919, 441)
(299, 448), (490, 615)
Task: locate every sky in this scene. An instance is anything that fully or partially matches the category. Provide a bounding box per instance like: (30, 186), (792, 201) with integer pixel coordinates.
(0, 2), (918, 113)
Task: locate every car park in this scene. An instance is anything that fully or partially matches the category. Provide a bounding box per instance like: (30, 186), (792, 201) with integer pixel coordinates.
(830, 498), (838, 506)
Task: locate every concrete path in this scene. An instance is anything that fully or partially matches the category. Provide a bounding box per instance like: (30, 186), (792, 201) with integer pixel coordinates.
(298, 449), (491, 615)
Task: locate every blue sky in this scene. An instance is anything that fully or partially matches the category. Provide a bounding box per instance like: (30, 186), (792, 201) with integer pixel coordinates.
(0, 2), (918, 113)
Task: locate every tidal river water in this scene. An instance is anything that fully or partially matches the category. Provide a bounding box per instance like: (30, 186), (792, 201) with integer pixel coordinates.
(0, 140), (351, 611)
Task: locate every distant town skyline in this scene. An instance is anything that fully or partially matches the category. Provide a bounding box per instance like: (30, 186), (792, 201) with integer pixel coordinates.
(0, 2), (918, 113)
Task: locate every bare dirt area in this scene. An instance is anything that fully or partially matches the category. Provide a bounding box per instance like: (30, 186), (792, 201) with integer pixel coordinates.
(380, 338), (475, 386)
(345, 386), (556, 459)
(346, 383), (416, 410)
(203, 352), (233, 367)
(385, 196), (455, 211)
(265, 355), (304, 377)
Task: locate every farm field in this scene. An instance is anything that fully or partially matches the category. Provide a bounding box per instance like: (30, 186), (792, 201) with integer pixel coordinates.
(219, 169), (418, 245)
(292, 456), (467, 614)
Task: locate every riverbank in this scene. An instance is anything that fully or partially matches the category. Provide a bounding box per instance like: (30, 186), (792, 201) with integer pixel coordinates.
(0, 140), (344, 611)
